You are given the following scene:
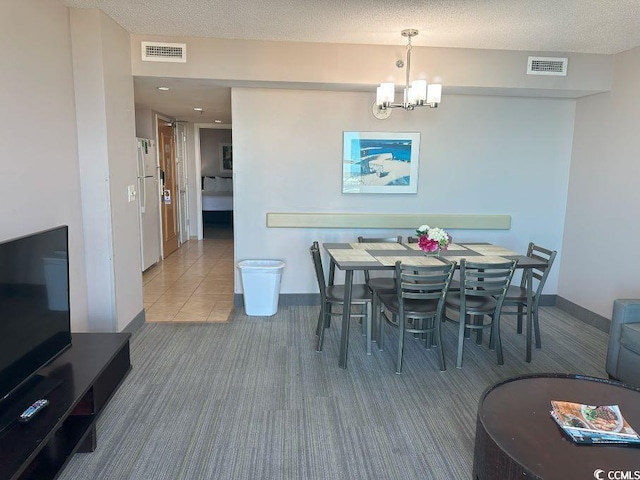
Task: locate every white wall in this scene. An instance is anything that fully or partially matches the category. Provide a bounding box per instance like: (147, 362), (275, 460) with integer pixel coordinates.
(70, 8), (143, 331)
(200, 129), (233, 176)
(559, 47), (640, 318)
(1, 0), (89, 329)
(233, 89), (575, 294)
(100, 12), (144, 332)
(185, 123), (199, 238)
(135, 106), (155, 139)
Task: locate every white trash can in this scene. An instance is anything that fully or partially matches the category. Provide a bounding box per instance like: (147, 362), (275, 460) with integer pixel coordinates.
(237, 260), (285, 316)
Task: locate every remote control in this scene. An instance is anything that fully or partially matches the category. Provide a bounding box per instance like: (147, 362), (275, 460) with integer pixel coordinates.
(18, 399), (49, 423)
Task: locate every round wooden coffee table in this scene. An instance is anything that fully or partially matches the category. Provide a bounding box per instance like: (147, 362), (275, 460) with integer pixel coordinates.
(473, 373), (640, 480)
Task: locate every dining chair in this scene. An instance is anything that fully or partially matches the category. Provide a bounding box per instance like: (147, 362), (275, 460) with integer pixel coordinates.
(501, 242), (557, 348)
(357, 235), (402, 341)
(357, 235), (402, 290)
(309, 242), (373, 354)
(445, 258), (517, 368)
(378, 260), (456, 373)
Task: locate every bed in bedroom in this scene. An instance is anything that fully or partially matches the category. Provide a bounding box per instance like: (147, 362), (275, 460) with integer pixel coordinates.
(202, 176), (233, 225)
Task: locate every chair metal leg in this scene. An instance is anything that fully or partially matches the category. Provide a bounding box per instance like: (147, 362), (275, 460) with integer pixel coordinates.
(456, 314), (467, 369)
(494, 313), (504, 365)
(475, 315), (483, 344)
(377, 306), (385, 351)
(533, 304), (542, 349)
(436, 316), (446, 371)
(425, 325), (433, 350)
(488, 316), (496, 350)
(315, 308), (323, 337)
(365, 302), (372, 355)
(372, 292), (380, 344)
(464, 314), (472, 338)
(525, 269), (533, 363)
(396, 314), (405, 374)
(316, 303), (327, 352)
(516, 304), (524, 333)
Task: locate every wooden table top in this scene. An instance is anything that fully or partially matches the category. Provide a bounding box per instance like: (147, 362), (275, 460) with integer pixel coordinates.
(474, 374), (640, 479)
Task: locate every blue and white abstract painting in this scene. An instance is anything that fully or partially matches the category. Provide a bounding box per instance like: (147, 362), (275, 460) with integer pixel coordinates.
(342, 132), (420, 194)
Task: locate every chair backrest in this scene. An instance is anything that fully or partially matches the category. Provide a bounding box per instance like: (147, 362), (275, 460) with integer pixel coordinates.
(521, 242), (557, 299)
(460, 258), (517, 311)
(309, 241), (327, 301)
(358, 236), (402, 244)
(358, 236), (402, 282)
(396, 260), (456, 306)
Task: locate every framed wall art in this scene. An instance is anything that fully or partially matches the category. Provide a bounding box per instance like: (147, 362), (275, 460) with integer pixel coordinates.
(342, 131), (420, 194)
(220, 143), (233, 173)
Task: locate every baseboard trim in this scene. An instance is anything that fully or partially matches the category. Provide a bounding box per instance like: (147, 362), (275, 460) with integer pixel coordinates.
(123, 309), (146, 336)
(555, 296), (610, 333)
(234, 293), (320, 308)
(539, 294), (556, 307)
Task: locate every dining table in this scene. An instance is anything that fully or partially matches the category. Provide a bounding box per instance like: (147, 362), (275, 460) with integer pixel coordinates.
(323, 241), (549, 369)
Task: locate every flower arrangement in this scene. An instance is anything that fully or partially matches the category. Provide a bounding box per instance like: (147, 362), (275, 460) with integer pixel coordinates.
(416, 224), (451, 253)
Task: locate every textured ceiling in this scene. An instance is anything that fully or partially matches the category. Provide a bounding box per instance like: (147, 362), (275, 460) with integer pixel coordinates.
(60, 0), (640, 122)
(59, 0), (640, 54)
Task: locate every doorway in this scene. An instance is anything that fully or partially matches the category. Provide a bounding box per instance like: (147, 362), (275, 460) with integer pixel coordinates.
(194, 123), (233, 240)
(158, 121), (179, 257)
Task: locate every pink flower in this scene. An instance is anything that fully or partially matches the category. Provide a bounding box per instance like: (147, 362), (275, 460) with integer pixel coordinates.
(418, 235), (439, 252)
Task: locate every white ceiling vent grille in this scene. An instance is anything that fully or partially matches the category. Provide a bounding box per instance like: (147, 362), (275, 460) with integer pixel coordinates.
(141, 42), (186, 63)
(527, 56), (568, 76)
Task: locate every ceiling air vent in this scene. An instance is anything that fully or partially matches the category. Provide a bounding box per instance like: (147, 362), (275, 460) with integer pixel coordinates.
(141, 42), (186, 63)
(527, 56), (568, 76)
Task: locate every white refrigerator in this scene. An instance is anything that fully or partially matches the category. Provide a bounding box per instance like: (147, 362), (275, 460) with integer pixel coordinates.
(136, 138), (161, 271)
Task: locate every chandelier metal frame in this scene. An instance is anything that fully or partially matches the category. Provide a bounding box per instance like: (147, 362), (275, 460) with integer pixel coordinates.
(373, 29), (442, 119)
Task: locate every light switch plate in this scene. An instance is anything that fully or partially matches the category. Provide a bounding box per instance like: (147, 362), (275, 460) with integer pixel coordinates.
(127, 185), (136, 202)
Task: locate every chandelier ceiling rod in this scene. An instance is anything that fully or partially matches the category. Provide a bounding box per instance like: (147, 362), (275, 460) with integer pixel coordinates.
(403, 29), (414, 106)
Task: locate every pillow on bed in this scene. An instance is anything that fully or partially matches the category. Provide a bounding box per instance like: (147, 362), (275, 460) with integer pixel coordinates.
(203, 176), (217, 191)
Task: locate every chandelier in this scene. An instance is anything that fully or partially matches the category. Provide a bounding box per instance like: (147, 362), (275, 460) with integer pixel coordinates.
(373, 29), (442, 119)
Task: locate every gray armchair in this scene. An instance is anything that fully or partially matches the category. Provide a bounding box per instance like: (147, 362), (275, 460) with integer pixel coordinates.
(606, 299), (640, 387)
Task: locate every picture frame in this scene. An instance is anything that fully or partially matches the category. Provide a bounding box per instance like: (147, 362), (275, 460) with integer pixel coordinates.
(219, 143), (233, 173)
(342, 131), (420, 194)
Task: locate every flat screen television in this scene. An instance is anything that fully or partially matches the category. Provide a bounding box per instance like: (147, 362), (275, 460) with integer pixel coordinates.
(0, 226), (72, 405)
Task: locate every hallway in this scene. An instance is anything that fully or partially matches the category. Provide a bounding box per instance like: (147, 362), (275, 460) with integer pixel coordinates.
(142, 226), (234, 322)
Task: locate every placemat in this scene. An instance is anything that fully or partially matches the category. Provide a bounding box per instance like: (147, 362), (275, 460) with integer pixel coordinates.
(374, 256), (446, 267)
(464, 245), (519, 256)
(328, 249), (375, 262)
(444, 255), (509, 264)
(350, 243), (407, 250)
(405, 243), (467, 251)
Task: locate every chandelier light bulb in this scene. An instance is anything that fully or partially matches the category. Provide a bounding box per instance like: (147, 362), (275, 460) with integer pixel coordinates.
(376, 82), (395, 105)
(411, 80), (427, 102)
(427, 84), (442, 105)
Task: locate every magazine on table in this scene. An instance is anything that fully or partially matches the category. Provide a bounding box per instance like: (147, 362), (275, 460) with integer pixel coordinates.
(550, 400), (640, 445)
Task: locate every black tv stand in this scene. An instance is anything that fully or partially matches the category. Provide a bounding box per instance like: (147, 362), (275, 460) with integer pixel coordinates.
(0, 374), (62, 436)
(0, 333), (131, 480)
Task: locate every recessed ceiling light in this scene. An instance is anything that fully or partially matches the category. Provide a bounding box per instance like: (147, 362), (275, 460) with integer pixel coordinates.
(214, 120), (222, 123)
(157, 86), (170, 91)
(193, 107), (204, 111)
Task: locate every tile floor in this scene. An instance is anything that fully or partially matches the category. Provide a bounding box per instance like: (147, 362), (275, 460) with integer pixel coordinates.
(142, 225), (235, 323)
